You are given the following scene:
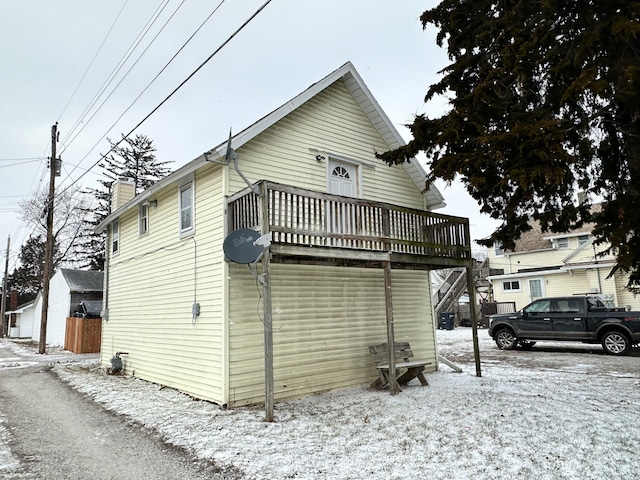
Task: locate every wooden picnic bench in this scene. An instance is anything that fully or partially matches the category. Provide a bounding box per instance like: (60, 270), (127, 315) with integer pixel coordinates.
(368, 342), (431, 391)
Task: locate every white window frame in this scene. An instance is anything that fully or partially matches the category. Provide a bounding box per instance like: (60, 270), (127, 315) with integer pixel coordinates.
(528, 277), (545, 301)
(139, 204), (149, 236)
(577, 234), (590, 247)
(502, 280), (521, 293)
(494, 242), (504, 257)
(555, 238), (569, 249)
(111, 219), (120, 255)
(326, 156), (362, 198)
(179, 181), (194, 235)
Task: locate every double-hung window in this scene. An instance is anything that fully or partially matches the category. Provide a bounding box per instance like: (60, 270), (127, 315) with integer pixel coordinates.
(111, 219), (119, 255)
(179, 182), (194, 234)
(578, 234), (589, 247)
(139, 204), (149, 236)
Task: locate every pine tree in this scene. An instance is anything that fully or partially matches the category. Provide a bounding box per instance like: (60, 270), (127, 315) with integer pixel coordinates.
(77, 134), (172, 270)
(378, 1), (640, 291)
(7, 235), (59, 304)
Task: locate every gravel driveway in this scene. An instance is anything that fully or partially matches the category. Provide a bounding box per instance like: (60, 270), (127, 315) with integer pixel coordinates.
(438, 325), (640, 376)
(0, 340), (242, 479)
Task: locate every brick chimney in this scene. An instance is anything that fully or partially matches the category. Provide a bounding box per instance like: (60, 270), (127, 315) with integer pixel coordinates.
(110, 178), (135, 212)
(9, 290), (17, 310)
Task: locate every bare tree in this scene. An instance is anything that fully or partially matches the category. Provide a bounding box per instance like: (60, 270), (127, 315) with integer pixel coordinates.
(19, 188), (93, 268)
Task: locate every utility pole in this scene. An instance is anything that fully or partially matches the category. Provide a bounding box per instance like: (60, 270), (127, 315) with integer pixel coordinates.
(39, 123), (58, 354)
(0, 236), (9, 337)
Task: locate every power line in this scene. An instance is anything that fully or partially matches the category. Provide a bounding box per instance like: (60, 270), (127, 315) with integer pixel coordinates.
(59, 0), (226, 183)
(0, 157), (45, 162)
(57, 0), (130, 123)
(59, 0), (172, 153)
(0, 159), (43, 169)
(58, 0), (272, 196)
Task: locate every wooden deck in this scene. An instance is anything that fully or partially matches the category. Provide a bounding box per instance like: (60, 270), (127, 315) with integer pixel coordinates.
(226, 181), (471, 269)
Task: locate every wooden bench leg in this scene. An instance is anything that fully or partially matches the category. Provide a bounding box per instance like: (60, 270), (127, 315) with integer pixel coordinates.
(397, 367), (429, 387)
(370, 377), (384, 390)
(370, 369), (389, 390)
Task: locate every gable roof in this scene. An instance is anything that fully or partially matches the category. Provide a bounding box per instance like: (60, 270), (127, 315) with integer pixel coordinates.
(59, 269), (104, 293)
(97, 62), (445, 232)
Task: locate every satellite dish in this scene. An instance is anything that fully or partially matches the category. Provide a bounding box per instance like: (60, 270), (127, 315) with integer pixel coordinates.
(223, 229), (263, 264)
(224, 129), (238, 163)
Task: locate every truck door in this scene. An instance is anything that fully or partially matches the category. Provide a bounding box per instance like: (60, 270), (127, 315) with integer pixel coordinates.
(551, 298), (588, 340)
(520, 299), (554, 338)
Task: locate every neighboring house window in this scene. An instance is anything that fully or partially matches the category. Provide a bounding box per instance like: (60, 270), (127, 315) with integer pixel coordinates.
(111, 220), (119, 255)
(494, 242), (504, 257)
(555, 238), (569, 249)
(139, 204), (149, 236)
(502, 280), (520, 292)
(578, 234), (589, 247)
(179, 182), (194, 233)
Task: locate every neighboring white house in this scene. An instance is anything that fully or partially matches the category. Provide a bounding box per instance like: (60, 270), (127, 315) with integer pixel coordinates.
(96, 62), (472, 408)
(29, 269), (104, 346)
(5, 299), (36, 338)
(487, 215), (639, 311)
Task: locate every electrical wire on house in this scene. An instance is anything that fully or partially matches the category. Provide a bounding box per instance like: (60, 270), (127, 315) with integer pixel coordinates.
(56, 0), (272, 198)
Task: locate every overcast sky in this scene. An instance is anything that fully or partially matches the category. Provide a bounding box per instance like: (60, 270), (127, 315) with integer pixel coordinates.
(0, 0), (499, 271)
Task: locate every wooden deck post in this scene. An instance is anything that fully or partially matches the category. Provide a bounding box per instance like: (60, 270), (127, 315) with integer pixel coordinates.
(383, 260), (399, 394)
(262, 249), (274, 420)
(260, 181), (275, 421)
(464, 230), (482, 377)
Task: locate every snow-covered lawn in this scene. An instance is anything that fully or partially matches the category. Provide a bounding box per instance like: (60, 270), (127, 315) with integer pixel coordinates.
(4, 330), (640, 479)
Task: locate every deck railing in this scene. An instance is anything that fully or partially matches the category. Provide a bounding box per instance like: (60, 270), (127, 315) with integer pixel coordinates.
(226, 181), (471, 262)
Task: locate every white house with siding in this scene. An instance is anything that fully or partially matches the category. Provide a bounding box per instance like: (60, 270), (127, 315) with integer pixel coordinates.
(487, 216), (639, 311)
(29, 269), (104, 346)
(5, 300), (36, 338)
(96, 62), (473, 408)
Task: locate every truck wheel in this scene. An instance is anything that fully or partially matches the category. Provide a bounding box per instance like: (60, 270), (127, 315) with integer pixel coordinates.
(494, 329), (518, 350)
(601, 331), (630, 355)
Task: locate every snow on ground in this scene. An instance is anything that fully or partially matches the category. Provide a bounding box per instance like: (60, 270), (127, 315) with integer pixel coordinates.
(3, 330), (640, 479)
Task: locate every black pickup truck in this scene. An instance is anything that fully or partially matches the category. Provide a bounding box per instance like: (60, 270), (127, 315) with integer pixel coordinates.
(488, 296), (640, 355)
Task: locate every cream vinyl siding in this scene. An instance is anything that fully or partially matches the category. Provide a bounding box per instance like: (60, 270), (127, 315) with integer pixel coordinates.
(101, 165), (229, 404)
(227, 263), (435, 407)
(226, 80), (424, 209)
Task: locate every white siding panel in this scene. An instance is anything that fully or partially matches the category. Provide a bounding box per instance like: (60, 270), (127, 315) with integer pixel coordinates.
(227, 80), (424, 210)
(101, 166), (228, 404)
(32, 270), (69, 346)
(228, 263), (435, 407)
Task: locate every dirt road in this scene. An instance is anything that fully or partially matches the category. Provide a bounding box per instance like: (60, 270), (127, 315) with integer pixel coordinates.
(0, 341), (242, 479)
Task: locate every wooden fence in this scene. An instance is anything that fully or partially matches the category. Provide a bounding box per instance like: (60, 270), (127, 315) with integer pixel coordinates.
(64, 317), (102, 354)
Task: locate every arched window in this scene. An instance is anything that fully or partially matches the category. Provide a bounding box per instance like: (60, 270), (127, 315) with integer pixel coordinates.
(331, 166), (350, 179)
